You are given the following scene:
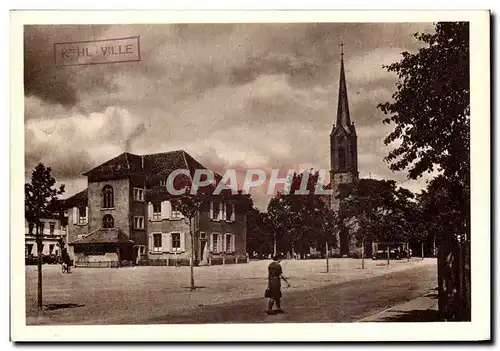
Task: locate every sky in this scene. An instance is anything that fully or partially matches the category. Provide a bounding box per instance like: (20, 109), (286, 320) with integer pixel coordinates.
(24, 22), (437, 210)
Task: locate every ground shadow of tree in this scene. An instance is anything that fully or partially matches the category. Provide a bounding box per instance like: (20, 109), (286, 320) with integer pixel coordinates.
(45, 303), (85, 311)
(378, 308), (442, 322)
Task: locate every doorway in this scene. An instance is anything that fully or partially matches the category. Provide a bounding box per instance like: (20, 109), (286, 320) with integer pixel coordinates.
(199, 239), (208, 265)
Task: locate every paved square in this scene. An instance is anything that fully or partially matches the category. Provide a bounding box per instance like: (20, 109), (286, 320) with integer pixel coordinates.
(26, 258), (436, 325)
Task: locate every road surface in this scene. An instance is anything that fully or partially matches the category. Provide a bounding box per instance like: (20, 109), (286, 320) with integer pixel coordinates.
(146, 263), (437, 324)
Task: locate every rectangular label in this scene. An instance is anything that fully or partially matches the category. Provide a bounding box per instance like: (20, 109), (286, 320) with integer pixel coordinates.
(54, 36), (140, 66)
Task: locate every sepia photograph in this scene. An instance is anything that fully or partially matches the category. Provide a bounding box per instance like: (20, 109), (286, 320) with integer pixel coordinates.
(10, 10), (490, 342)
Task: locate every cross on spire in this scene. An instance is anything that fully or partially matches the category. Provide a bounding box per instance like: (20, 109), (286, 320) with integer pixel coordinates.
(340, 41), (345, 57)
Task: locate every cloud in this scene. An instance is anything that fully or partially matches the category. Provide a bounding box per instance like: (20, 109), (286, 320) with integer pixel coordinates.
(24, 96), (146, 180)
(24, 22), (437, 208)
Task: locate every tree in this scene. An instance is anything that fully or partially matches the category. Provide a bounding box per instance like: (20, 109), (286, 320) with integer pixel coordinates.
(266, 170), (337, 258)
(25, 163), (65, 314)
(246, 207), (273, 258)
(338, 179), (417, 267)
(378, 22), (470, 320)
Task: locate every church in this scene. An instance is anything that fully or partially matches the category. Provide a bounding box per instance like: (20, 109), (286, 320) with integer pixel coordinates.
(328, 46), (362, 257)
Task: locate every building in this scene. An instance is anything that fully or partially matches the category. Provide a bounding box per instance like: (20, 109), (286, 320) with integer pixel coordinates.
(61, 150), (252, 268)
(25, 213), (68, 261)
(328, 47), (361, 256)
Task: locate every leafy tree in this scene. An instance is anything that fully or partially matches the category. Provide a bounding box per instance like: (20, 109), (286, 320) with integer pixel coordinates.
(25, 163), (65, 313)
(338, 179), (417, 267)
(378, 22), (470, 320)
(178, 192), (204, 291)
(246, 207), (273, 258)
(378, 22), (469, 185)
(266, 170), (337, 258)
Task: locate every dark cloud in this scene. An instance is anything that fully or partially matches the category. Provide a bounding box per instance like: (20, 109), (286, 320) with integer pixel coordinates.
(24, 22), (436, 207)
(24, 25), (118, 112)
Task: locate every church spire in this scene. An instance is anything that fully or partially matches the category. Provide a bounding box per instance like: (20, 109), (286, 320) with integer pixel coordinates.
(336, 42), (351, 127)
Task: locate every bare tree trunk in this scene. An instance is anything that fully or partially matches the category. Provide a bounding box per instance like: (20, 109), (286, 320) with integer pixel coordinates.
(361, 237), (365, 269)
(325, 242), (329, 273)
(36, 224), (43, 314)
(386, 245), (390, 265)
(190, 217), (195, 290)
(406, 242), (410, 262)
(421, 242), (424, 260)
(273, 232), (277, 256)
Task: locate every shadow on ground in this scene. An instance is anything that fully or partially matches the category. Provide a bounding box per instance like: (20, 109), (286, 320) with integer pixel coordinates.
(44, 303), (85, 311)
(377, 308), (442, 322)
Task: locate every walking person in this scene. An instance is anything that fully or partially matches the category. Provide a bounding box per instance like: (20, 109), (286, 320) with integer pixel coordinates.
(265, 253), (290, 314)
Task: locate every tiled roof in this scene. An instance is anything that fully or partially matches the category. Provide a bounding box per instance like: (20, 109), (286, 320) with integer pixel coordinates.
(69, 228), (134, 245)
(81, 149), (248, 202)
(83, 150), (217, 181)
(60, 189), (88, 208)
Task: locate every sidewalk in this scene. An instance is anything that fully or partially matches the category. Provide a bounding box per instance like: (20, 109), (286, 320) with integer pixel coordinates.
(358, 289), (441, 322)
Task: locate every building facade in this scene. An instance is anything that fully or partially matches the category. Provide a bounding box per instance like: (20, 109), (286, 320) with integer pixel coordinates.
(25, 214), (68, 261)
(62, 150), (251, 268)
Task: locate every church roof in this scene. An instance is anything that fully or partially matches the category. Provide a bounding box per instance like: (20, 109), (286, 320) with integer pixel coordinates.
(336, 53), (351, 127)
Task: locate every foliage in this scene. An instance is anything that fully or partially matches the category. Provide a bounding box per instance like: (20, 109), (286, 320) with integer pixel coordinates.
(378, 22), (469, 186)
(266, 170), (337, 256)
(377, 22), (470, 320)
(338, 179), (419, 245)
(378, 22), (470, 240)
(246, 207), (273, 256)
(25, 163), (65, 230)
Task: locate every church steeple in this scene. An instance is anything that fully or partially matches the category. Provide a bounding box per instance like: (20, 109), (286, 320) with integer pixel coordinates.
(336, 43), (351, 127)
(330, 42), (358, 185)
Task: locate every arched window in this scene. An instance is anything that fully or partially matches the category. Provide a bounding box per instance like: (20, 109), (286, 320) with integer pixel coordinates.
(338, 146), (346, 169)
(103, 214), (114, 229)
(102, 185), (114, 208)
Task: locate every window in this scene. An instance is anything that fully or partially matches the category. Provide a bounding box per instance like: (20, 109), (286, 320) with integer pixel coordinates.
(171, 232), (181, 251)
(103, 214), (114, 229)
(26, 244), (33, 256)
(212, 201), (220, 220)
(338, 146), (346, 169)
(49, 244), (55, 255)
(225, 234), (232, 252)
(159, 178), (167, 187)
(78, 207), (87, 224)
(152, 203), (161, 220)
(212, 233), (219, 253)
(102, 185), (114, 208)
(153, 233), (162, 252)
(28, 223), (34, 235)
(171, 200), (183, 219)
(134, 216), (145, 229)
(133, 188), (144, 201)
(40, 222), (45, 233)
(49, 222), (55, 235)
(225, 203), (232, 221)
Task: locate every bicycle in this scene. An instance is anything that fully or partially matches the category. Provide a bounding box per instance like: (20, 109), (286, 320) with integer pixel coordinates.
(61, 260), (73, 273)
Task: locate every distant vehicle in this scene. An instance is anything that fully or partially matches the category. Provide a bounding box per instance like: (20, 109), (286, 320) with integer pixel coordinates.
(372, 249), (402, 260)
(306, 251), (323, 259)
